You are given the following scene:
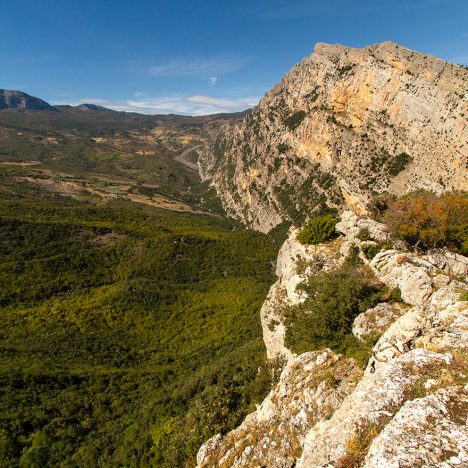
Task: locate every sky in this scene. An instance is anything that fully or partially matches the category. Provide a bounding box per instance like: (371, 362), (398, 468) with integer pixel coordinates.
(1, 0), (467, 115)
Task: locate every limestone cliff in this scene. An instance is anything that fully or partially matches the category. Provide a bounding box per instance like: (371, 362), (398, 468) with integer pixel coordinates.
(199, 42), (468, 232)
(197, 212), (468, 467)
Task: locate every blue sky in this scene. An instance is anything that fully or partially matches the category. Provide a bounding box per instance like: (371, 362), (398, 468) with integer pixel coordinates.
(1, 0), (467, 115)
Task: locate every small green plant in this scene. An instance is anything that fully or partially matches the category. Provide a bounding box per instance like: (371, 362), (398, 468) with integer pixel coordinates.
(284, 110), (307, 130)
(277, 142), (290, 154)
(337, 64), (354, 76)
(388, 152), (412, 176)
(356, 228), (372, 241)
(389, 287), (403, 302)
(361, 243), (380, 260)
(459, 291), (468, 301)
(296, 214), (337, 245)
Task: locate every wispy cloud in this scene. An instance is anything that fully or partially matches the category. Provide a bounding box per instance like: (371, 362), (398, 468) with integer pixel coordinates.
(138, 53), (253, 78)
(52, 94), (260, 116)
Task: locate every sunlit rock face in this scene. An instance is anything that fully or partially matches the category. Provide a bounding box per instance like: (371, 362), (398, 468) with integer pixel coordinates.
(199, 41), (468, 233)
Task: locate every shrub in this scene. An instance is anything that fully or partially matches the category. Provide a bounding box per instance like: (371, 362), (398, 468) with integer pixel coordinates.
(356, 228), (372, 241)
(384, 191), (468, 253)
(284, 110), (307, 130)
(361, 243), (380, 259)
(277, 143), (290, 154)
(284, 266), (384, 355)
(297, 214), (337, 245)
(388, 152), (412, 176)
(389, 287), (403, 302)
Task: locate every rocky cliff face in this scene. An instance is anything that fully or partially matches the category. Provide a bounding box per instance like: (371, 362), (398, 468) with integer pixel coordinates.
(199, 42), (468, 233)
(197, 212), (468, 467)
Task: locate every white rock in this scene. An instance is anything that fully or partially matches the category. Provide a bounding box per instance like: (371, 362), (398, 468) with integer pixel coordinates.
(352, 302), (406, 341)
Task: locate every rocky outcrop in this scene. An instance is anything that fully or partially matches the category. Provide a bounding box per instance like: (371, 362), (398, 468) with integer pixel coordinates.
(197, 350), (362, 468)
(262, 229), (345, 360)
(197, 211), (468, 467)
(363, 387), (468, 467)
(199, 42), (468, 233)
(352, 302), (406, 341)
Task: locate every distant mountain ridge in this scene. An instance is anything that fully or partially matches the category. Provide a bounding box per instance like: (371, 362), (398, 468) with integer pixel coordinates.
(0, 89), (113, 113)
(0, 89), (56, 111)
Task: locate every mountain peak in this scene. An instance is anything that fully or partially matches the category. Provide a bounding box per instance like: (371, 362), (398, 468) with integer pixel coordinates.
(198, 41), (468, 233)
(76, 103), (108, 111)
(0, 89), (56, 111)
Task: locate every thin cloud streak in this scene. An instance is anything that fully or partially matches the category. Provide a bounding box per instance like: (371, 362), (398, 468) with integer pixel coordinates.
(52, 94), (260, 116)
(146, 54), (253, 77)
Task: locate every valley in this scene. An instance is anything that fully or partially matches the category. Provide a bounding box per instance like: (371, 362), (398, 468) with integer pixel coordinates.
(1, 38), (467, 468)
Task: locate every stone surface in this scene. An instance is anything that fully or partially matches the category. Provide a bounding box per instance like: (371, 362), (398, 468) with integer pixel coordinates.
(199, 42), (468, 233)
(363, 387), (468, 468)
(336, 210), (390, 242)
(352, 302), (407, 341)
(197, 212), (468, 468)
(197, 350), (362, 468)
(370, 250), (434, 306)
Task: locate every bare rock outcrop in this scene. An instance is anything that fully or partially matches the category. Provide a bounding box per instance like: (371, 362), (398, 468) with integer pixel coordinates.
(197, 350), (362, 468)
(197, 211), (468, 467)
(352, 302), (407, 341)
(363, 387), (468, 467)
(262, 229), (345, 360)
(199, 42), (468, 233)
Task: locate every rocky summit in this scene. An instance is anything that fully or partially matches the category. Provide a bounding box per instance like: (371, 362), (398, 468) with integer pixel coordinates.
(198, 42), (468, 233)
(0, 89), (56, 111)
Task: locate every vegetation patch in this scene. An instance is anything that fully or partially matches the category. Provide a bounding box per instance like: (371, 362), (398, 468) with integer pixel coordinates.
(284, 110), (307, 130)
(383, 191), (468, 253)
(284, 263), (385, 365)
(0, 198), (277, 467)
(388, 152), (412, 176)
(356, 227), (372, 241)
(361, 243), (381, 260)
(297, 214), (337, 245)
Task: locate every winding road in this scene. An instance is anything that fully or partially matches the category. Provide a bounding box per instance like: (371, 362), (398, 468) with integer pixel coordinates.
(174, 145), (201, 171)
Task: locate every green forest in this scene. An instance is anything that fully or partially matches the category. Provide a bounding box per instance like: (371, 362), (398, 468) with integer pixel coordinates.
(0, 195), (277, 466)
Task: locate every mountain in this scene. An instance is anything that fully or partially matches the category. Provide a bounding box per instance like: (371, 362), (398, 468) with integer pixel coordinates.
(199, 41), (468, 233)
(195, 41), (468, 468)
(0, 100), (245, 215)
(0, 89), (57, 111)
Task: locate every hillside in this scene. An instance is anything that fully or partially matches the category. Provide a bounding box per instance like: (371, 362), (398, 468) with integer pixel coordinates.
(0, 101), (246, 214)
(0, 89), (56, 111)
(199, 41), (468, 233)
(195, 41), (468, 467)
(0, 197), (276, 466)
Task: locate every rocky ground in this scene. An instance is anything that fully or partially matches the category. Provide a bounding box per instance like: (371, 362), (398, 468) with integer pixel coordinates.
(197, 211), (468, 467)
